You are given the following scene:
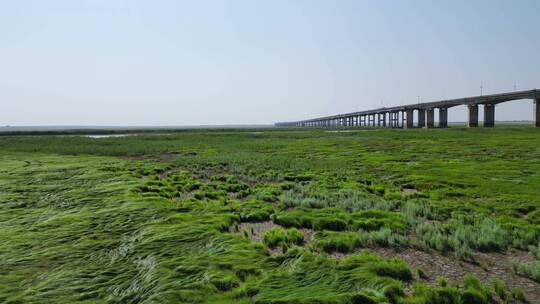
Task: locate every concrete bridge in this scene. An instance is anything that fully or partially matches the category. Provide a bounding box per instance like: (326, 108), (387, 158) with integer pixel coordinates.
(275, 89), (540, 128)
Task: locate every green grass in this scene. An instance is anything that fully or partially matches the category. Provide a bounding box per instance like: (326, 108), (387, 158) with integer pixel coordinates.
(0, 126), (539, 303)
(262, 227), (304, 248)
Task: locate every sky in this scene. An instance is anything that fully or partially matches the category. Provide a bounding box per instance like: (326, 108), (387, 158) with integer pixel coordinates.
(1, 0), (539, 126)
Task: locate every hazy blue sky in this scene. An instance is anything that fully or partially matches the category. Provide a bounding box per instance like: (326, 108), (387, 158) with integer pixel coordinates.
(1, 0), (539, 126)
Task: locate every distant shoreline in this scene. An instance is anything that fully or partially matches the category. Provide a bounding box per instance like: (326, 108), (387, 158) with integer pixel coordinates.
(0, 121), (533, 136)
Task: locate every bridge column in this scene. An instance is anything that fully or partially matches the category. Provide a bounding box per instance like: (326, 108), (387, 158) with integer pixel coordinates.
(405, 109), (414, 128)
(439, 108), (448, 128)
(380, 113), (386, 127)
(468, 105), (479, 127)
(417, 109), (426, 128)
(390, 111), (398, 128)
(484, 104), (495, 127)
(426, 109), (435, 128)
(534, 99), (539, 127)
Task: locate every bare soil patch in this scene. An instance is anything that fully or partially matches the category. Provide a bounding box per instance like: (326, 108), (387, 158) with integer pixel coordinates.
(121, 155), (146, 161)
(401, 188), (418, 194)
(370, 247), (539, 302)
(159, 152), (178, 162)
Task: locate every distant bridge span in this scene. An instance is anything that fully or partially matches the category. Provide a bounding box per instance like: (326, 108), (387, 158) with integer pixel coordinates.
(275, 89), (540, 128)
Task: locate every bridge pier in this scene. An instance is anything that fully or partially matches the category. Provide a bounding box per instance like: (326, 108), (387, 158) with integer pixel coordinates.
(439, 108), (448, 128)
(468, 105), (479, 127)
(392, 111), (402, 128)
(417, 109), (426, 128)
(534, 99), (539, 127)
(379, 113), (386, 127)
(484, 104), (495, 127)
(426, 109), (435, 128)
(405, 109), (414, 128)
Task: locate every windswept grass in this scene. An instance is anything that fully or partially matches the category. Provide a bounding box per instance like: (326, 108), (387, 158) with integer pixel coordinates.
(1, 126), (539, 303)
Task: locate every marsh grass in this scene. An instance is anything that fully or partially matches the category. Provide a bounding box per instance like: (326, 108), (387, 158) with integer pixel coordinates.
(1, 126), (539, 303)
(262, 227), (304, 248)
